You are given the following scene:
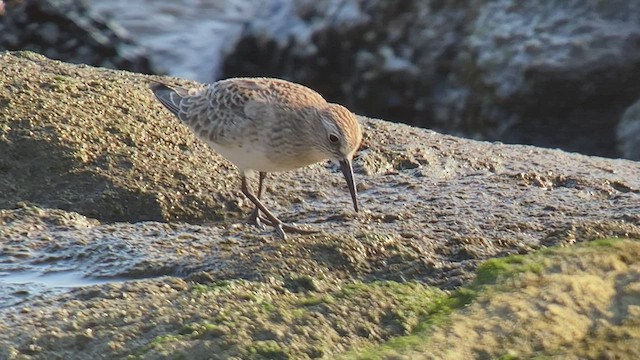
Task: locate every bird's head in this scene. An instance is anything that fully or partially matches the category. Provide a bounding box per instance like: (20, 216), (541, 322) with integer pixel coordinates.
(316, 103), (363, 212)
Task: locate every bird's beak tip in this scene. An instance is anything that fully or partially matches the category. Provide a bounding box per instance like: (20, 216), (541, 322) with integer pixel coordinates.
(339, 158), (359, 213)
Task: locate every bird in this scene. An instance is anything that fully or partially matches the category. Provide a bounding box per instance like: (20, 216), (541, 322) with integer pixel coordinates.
(149, 77), (363, 239)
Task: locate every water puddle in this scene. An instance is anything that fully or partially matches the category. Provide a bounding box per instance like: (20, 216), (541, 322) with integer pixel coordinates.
(0, 268), (125, 308)
(0, 269), (116, 288)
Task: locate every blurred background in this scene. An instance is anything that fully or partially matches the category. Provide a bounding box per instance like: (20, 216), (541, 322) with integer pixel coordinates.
(2, 0), (640, 160)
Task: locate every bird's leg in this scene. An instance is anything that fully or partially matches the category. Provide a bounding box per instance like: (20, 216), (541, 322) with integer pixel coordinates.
(241, 176), (317, 239)
(248, 172), (266, 228)
(241, 175), (286, 239)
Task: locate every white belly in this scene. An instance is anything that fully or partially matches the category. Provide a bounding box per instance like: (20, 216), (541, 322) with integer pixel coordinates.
(210, 143), (322, 172)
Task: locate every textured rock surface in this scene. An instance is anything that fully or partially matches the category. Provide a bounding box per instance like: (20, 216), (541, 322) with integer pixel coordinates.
(0, 52), (238, 223)
(222, 0), (640, 159)
(0, 0), (157, 74)
(0, 52), (639, 358)
(399, 239), (640, 359)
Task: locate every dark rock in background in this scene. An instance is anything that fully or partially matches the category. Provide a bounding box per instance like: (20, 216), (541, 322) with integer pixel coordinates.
(0, 0), (158, 74)
(618, 99), (640, 160)
(3, 0), (639, 159)
(459, 0), (640, 158)
(223, 0), (478, 135)
(222, 0), (640, 159)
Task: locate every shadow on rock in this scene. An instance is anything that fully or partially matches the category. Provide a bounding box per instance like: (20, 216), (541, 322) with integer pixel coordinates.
(0, 133), (164, 222)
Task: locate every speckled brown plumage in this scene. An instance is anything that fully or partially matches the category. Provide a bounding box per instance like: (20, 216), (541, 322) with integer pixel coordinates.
(150, 77), (362, 239)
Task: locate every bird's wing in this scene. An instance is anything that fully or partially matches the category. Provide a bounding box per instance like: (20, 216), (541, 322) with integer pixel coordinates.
(243, 98), (277, 124)
(214, 78), (327, 111)
(150, 80), (201, 124)
(150, 81), (182, 116)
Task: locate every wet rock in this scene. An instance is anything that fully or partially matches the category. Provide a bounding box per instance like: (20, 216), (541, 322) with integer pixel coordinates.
(0, 0), (158, 74)
(222, 0), (640, 158)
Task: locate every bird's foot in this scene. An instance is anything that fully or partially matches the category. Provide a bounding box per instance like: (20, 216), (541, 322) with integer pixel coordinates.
(247, 207), (266, 230)
(257, 215), (318, 238)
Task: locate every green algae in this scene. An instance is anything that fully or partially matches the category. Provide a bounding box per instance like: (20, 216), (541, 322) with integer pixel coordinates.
(342, 238), (640, 359)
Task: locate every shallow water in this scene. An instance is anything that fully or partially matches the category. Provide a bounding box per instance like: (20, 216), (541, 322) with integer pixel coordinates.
(1, 269), (114, 288)
(0, 267), (127, 308)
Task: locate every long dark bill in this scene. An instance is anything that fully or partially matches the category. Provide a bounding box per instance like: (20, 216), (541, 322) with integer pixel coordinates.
(339, 158), (359, 212)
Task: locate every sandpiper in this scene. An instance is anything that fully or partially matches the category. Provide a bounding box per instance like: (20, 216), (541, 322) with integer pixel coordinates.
(150, 77), (362, 239)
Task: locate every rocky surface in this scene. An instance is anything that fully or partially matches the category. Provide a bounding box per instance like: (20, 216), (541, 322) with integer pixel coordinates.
(0, 51), (639, 358)
(377, 239), (640, 359)
(0, 0), (157, 74)
(221, 0), (640, 159)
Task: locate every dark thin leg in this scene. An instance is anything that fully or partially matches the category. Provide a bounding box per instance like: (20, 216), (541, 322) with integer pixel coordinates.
(240, 175), (317, 239)
(257, 171), (266, 198)
(241, 175), (286, 239)
(248, 172), (266, 227)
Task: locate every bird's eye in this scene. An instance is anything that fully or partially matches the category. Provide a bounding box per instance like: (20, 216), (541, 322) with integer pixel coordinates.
(329, 134), (339, 143)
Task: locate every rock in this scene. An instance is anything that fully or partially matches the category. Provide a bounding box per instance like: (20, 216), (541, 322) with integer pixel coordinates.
(221, 0), (640, 159)
(617, 98), (640, 160)
(0, 51), (639, 358)
(410, 239), (640, 359)
(0, 50), (239, 223)
(457, 0), (640, 158)
(222, 0), (478, 129)
(0, 0), (158, 74)
(1, 49), (639, 278)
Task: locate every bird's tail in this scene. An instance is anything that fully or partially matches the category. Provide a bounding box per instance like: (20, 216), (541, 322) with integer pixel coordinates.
(149, 80), (187, 118)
